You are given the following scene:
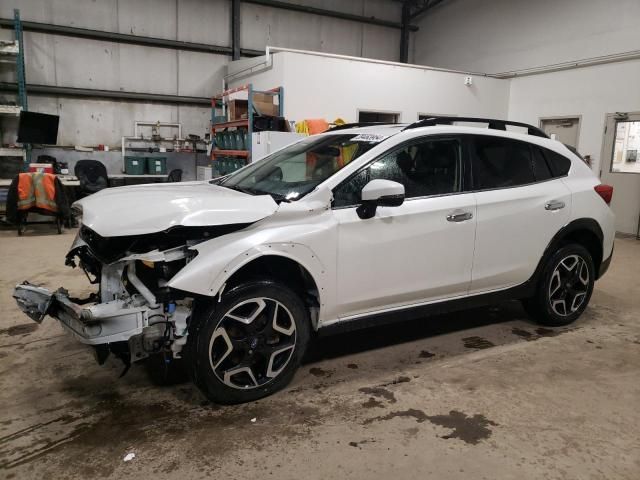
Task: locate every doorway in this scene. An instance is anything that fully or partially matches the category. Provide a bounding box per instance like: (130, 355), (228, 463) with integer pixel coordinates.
(540, 117), (581, 147)
(358, 110), (399, 123)
(600, 112), (640, 236)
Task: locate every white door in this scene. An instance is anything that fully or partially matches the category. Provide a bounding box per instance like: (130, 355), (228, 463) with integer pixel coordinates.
(600, 112), (640, 235)
(469, 135), (572, 294)
(540, 117), (580, 147)
(331, 136), (476, 319)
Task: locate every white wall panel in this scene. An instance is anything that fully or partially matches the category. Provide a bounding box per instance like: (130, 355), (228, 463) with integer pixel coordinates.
(230, 51), (510, 124)
(508, 59), (640, 175)
(177, 0), (230, 45)
(414, 0), (640, 73)
(177, 51), (227, 97)
(3, 0), (404, 145)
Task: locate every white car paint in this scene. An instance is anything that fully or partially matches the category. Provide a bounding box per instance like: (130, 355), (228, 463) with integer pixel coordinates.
(25, 123), (614, 339)
(75, 181), (279, 237)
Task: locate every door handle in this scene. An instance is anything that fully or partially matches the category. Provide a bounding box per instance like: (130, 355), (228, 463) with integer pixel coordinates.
(446, 211), (473, 222)
(545, 200), (566, 211)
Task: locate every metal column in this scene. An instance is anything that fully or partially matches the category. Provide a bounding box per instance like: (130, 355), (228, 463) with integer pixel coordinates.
(231, 0), (241, 61)
(399, 2), (411, 63)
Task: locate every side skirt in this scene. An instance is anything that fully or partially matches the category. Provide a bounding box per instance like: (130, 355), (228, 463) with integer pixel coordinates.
(317, 282), (535, 337)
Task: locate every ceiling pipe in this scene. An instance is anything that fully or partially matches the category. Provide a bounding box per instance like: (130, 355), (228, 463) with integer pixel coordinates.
(242, 0), (418, 31)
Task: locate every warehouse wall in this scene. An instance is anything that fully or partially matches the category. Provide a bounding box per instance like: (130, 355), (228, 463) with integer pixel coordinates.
(229, 50), (510, 124)
(413, 0), (640, 74)
(0, 0), (401, 147)
(508, 59), (640, 173)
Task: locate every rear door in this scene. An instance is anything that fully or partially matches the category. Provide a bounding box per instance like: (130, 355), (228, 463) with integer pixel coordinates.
(469, 135), (572, 294)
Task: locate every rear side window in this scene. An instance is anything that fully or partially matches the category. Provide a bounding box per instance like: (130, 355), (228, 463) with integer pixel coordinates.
(531, 146), (553, 181)
(542, 149), (572, 177)
(472, 136), (535, 190)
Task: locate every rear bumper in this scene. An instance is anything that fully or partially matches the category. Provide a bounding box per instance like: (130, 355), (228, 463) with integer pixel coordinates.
(13, 282), (157, 345)
(597, 245), (613, 280)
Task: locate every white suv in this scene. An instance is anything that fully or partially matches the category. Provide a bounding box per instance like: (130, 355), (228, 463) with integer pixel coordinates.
(14, 117), (615, 404)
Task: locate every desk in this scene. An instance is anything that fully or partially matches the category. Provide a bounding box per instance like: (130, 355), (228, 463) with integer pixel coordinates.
(109, 174), (168, 179)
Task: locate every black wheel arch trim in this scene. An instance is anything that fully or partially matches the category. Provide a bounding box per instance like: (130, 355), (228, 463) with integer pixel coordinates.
(532, 218), (604, 285)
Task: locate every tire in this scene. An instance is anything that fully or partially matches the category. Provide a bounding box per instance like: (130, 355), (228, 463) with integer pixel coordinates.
(186, 280), (311, 404)
(524, 243), (595, 326)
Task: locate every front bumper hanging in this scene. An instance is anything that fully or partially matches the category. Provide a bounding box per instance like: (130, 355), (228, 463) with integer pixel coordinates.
(13, 282), (158, 345)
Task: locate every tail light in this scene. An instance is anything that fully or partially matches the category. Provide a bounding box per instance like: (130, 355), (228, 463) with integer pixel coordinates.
(594, 184), (613, 205)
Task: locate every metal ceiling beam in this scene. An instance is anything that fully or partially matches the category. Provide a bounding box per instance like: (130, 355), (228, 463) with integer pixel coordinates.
(0, 82), (210, 106)
(242, 0), (418, 31)
(409, 0), (447, 20)
(0, 18), (263, 57)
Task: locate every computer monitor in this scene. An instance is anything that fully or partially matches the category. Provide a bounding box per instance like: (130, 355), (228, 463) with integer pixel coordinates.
(17, 111), (59, 145)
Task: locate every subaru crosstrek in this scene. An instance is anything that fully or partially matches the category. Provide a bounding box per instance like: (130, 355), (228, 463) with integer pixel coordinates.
(13, 117), (615, 404)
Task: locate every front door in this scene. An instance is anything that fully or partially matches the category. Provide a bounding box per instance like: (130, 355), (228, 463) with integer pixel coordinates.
(331, 136), (476, 319)
(600, 112), (640, 236)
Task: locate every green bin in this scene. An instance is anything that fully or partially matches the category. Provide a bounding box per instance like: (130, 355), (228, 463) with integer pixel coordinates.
(125, 156), (146, 175)
(147, 157), (167, 175)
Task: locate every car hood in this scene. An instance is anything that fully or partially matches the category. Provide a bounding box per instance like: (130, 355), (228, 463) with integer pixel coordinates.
(75, 181), (279, 236)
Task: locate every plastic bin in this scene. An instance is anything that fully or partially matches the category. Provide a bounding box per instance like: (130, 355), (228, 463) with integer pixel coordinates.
(147, 157), (167, 175)
(125, 156), (146, 175)
(234, 130), (245, 150)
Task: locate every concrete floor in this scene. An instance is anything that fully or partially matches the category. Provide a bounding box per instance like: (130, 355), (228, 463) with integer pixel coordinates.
(0, 227), (639, 479)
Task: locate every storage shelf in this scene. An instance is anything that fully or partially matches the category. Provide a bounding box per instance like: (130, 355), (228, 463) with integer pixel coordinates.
(0, 105), (21, 116)
(212, 149), (249, 157)
(0, 147), (26, 157)
(0, 40), (19, 56)
(212, 119), (249, 130)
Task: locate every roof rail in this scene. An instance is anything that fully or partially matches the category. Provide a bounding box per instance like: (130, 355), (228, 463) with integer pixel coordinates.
(328, 122), (399, 132)
(403, 116), (549, 138)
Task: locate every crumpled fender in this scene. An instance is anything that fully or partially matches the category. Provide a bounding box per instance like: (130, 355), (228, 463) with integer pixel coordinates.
(167, 234), (328, 302)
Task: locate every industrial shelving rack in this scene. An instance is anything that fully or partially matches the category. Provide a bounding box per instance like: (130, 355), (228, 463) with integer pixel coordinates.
(211, 84), (284, 166)
(0, 9), (28, 165)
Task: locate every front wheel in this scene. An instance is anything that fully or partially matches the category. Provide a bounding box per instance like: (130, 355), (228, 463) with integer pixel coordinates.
(524, 244), (595, 326)
(187, 280), (310, 404)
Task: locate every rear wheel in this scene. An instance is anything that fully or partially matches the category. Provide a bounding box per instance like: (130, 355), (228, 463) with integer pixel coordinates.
(524, 244), (595, 326)
(187, 280), (310, 404)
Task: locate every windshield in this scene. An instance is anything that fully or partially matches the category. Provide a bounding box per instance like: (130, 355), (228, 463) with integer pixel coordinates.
(218, 133), (388, 201)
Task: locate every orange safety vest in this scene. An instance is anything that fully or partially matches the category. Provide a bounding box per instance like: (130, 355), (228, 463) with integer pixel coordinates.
(16, 172), (58, 213)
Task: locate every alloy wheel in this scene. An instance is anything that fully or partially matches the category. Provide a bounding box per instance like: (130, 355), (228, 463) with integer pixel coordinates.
(208, 297), (297, 389)
(548, 254), (590, 317)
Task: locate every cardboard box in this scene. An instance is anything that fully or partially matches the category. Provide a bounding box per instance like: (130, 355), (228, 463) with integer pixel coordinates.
(227, 95), (280, 120)
(252, 93), (279, 117)
(228, 99), (248, 120)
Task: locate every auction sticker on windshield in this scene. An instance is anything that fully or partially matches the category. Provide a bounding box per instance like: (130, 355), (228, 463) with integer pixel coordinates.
(351, 133), (390, 143)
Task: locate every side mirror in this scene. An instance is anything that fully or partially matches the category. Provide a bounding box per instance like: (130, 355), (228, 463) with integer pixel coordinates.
(356, 179), (405, 219)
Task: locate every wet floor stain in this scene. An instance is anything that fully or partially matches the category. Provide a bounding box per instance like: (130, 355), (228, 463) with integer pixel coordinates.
(511, 327), (536, 341)
(348, 439), (375, 448)
(462, 336), (495, 349)
(309, 367), (333, 378)
(380, 376), (411, 387)
(536, 327), (562, 337)
(347, 363), (358, 369)
(419, 350), (435, 359)
(364, 408), (428, 424)
(359, 386), (396, 403)
(362, 397), (384, 409)
(0, 324), (39, 336)
(424, 410), (498, 445)
(364, 409), (497, 445)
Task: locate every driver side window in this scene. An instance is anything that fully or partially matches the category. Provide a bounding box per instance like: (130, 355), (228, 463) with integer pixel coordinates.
(333, 137), (462, 208)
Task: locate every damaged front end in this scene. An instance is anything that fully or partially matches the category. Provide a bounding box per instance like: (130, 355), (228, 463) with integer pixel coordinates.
(13, 224), (242, 370)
